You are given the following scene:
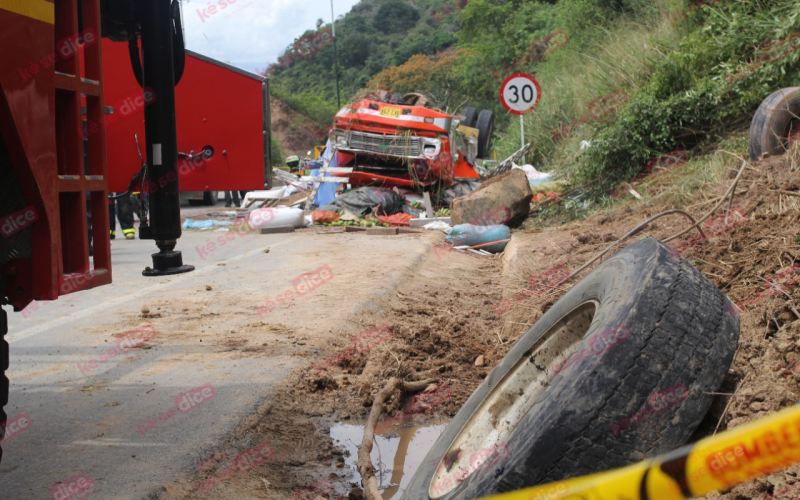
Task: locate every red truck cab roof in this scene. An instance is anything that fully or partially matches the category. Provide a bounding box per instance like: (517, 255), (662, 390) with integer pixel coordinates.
(334, 99), (453, 134)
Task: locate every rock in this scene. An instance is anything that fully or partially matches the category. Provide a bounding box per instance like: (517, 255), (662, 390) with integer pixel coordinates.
(263, 248), (270, 253)
(450, 169), (533, 228)
(205, 285), (213, 291)
(141, 306), (150, 315)
(475, 355), (485, 367)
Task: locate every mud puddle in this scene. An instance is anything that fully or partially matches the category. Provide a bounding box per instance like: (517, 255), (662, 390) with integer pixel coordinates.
(331, 419), (449, 499)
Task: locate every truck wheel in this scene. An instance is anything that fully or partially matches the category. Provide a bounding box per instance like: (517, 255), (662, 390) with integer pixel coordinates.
(402, 238), (739, 499)
(462, 107), (478, 128)
(748, 87), (800, 161)
(1, 307), (8, 465)
(476, 110), (494, 159)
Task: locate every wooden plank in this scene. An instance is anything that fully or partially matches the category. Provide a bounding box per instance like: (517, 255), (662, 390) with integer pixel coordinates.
(366, 227), (399, 236)
(423, 192), (434, 218)
(304, 146), (336, 216)
(300, 177), (350, 183)
(320, 167), (353, 173)
(273, 168), (300, 183)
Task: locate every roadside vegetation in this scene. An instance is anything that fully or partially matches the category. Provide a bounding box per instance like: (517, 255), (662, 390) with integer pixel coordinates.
(269, 0), (800, 207)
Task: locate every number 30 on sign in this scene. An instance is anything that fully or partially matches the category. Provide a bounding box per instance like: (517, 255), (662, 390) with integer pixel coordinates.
(499, 73), (541, 115)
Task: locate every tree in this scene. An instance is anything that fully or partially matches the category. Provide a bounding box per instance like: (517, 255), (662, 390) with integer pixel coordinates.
(367, 48), (463, 109)
(373, 1), (420, 34)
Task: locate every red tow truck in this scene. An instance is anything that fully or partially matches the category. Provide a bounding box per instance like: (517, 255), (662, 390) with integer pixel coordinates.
(0, 0), (203, 464)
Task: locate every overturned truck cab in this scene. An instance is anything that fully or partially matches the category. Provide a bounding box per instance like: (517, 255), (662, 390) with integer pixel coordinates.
(329, 92), (489, 187)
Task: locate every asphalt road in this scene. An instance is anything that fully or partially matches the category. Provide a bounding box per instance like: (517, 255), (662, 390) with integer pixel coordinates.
(0, 208), (429, 499)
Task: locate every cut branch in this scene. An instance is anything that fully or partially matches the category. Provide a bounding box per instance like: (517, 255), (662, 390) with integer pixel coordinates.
(357, 377), (437, 500)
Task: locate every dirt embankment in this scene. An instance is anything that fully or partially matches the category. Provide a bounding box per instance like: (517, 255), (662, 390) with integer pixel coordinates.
(165, 146), (799, 499)
(503, 150), (800, 500)
(271, 97), (327, 158)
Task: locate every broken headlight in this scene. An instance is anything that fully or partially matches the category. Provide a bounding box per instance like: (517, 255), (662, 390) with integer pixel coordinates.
(333, 130), (348, 147)
(421, 137), (441, 157)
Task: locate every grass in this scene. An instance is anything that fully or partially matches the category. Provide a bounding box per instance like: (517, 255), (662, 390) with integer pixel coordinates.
(490, 0), (800, 230)
(495, 0), (800, 221)
(523, 129), (749, 229)
(494, 0), (681, 176)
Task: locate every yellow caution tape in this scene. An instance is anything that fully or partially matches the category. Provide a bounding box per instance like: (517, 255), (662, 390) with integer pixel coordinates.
(479, 405), (800, 500)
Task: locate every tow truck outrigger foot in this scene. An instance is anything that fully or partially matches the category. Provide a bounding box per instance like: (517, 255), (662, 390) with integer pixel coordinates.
(143, 241), (195, 277)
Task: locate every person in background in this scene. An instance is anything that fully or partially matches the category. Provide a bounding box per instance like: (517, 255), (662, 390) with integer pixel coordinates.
(224, 190), (240, 207)
(286, 155), (300, 173)
(108, 193), (135, 239)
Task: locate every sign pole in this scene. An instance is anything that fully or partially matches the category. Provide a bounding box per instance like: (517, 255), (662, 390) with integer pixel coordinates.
(499, 72), (541, 167)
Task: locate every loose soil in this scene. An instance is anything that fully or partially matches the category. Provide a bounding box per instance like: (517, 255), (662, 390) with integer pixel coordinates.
(162, 146), (800, 500)
(271, 98), (326, 157)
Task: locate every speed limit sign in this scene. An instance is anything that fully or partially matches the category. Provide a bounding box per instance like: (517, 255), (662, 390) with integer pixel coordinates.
(499, 73), (541, 115)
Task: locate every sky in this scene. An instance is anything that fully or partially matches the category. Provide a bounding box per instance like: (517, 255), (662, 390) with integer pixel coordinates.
(179, 0), (361, 76)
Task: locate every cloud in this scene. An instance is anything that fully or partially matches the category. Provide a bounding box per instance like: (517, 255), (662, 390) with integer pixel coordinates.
(180, 0), (359, 74)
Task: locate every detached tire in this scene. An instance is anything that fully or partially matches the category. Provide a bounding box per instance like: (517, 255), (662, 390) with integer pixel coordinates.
(748, 87), (800, 161)
(402, 238), (739, 499)
(462, 107), (478, 128)
(475, 110), (494, 159)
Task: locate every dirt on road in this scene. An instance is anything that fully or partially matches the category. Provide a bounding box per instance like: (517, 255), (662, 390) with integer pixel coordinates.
(157, 146), (800, 500)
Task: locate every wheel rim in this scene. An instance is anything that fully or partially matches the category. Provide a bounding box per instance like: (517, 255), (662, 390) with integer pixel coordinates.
(428, 301), (597, 498)
(782, 118), (800, 149)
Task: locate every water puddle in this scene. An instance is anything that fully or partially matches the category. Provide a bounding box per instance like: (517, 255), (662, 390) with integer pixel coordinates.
(330, 418), (449, 499)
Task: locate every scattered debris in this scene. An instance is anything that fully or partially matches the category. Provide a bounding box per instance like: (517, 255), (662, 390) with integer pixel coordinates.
(320, 187), (409, 217)
(410, 217), (451, 227)
(376, 212), (414, 226)
(182, 219), (233, 230)
(487, 143), (531, 178)
(446, 224), (511, 253)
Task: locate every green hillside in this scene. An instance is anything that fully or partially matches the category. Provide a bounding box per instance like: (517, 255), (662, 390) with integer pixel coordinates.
(267, 0), (456, 104)
(268, 0), (800, 202)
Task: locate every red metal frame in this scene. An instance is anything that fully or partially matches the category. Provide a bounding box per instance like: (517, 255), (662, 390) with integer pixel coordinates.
(1, 0), (111, 312)
(103, 41), (265, 193)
